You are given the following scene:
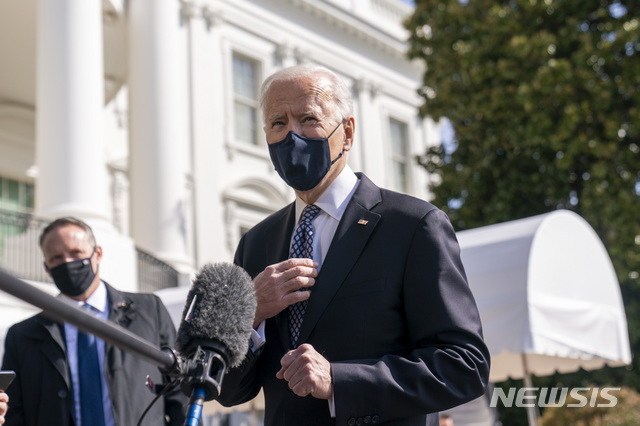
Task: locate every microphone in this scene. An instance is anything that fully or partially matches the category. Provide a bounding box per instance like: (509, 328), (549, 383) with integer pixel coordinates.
(175, 262), (256, 425)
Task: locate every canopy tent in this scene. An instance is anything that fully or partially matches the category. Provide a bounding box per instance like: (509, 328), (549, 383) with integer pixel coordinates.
(453, 210), (631, 425)
(457, 209), (631, 382)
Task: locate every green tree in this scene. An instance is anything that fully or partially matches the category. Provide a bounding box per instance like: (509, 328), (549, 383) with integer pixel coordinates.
(406, 0), (640, 423)
(540, 386), (640, 425)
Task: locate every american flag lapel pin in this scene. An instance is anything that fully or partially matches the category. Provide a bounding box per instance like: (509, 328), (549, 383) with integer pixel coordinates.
(357, 219), (368, 226)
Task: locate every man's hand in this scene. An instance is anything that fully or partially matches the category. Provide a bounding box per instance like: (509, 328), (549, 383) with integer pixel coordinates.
(252, 258), (318, 328)
(276, 344), (333, 400)
(0, 391), (8, 425)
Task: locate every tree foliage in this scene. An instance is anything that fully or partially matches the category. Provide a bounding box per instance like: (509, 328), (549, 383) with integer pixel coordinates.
(406, 0), (640, 422)
(539, 386), (640, 425)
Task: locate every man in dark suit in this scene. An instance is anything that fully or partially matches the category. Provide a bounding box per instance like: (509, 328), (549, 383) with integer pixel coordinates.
(2, 217), (186, 425)
(217, 64), (491, 425)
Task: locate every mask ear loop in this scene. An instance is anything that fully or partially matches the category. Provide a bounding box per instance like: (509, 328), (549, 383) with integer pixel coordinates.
(331, 150), (344, 165)
(328, 120), (345, 164)
(89, 246), (100, 275)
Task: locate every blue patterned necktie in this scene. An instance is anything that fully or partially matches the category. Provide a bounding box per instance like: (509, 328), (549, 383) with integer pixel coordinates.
(288, 204), (321, 348)
(77, 304), (106, 426)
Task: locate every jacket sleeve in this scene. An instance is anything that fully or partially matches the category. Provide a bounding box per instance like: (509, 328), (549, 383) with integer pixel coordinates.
(331, 209), (490, 424)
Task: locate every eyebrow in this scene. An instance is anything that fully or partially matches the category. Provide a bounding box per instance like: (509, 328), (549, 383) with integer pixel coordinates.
(267, 113), (285, 123)
(267, 108), (321, 122)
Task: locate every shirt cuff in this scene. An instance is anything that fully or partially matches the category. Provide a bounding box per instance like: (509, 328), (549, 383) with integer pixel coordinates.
(249, 321), (266, 353)
(328, 386), (336, 417)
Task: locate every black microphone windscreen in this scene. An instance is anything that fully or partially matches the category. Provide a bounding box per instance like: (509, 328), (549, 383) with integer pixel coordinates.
(175, 262), (256, 368)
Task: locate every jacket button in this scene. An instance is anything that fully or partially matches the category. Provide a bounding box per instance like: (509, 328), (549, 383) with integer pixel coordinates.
(371, 415), (380, 423)
(57, 389), (67, 399)
(348, 418), (356, 426)
(364, 416), (372, 424)
(356, 418), (364, 425)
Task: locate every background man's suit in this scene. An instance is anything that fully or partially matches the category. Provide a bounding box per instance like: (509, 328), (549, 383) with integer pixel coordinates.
(218, 173), (490, 426)
(2, 283), (186, 426)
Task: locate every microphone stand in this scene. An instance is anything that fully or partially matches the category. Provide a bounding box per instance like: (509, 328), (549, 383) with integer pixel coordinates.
(0, 268), (233, 426)
(181, 341), (228, 426)
(0, 267), (181, 375)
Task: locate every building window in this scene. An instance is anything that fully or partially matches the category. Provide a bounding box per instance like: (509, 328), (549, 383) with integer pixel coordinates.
(0, 176), (34, 213)
(0, 176), (40, 280)
(233, 53), (261, 145)
(389, 118), (410, 193)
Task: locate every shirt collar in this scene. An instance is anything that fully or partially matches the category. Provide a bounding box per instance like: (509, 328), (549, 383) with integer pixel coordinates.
(295, 164), (359, 222)
(85, 281), (108, 314)
(63, 281), (108, 314)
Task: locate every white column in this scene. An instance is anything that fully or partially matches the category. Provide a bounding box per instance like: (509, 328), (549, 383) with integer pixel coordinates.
(128, 0), (193, 272)
(189, 7), (226, 267)
(35, 0), (110, 223)
(34, 0), (138, 291)
(354, 78), (385, 184)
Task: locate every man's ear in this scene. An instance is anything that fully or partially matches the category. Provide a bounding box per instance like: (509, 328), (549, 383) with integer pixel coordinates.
(342, 116), (355, 151)
(95, 246), (103, 263)
(43, 261), (51, 276)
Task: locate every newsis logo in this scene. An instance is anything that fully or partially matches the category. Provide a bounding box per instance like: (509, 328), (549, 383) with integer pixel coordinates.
(490, 387), (621, 408)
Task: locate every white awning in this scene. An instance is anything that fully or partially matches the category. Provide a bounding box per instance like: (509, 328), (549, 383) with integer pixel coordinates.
(457, 209), (631, 382)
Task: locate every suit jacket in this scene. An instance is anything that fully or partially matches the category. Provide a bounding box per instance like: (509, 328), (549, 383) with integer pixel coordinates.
(2, 283), (187, 426)
(218, 173), (491, 426)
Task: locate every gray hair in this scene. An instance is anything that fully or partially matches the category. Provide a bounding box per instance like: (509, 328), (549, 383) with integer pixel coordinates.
(259, 64), (354, 123)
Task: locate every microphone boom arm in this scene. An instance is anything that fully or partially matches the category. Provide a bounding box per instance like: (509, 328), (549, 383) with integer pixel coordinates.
(0, 267), (181, 375)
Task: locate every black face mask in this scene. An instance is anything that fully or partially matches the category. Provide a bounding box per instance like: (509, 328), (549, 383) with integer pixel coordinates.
(48, 250), (97, 297)
(268, 122), (344, 191)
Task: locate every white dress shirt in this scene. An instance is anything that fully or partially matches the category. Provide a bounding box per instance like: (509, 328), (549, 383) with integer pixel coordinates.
(292, 164), (360, 272)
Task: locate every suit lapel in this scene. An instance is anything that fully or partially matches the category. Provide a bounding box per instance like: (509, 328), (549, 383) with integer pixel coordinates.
(35, 315), (71, 388)
(297, 174), (382, 345)
(265, 203), (296, 266)
(105, 283), (136, 327)
(104, 283), (136, 373)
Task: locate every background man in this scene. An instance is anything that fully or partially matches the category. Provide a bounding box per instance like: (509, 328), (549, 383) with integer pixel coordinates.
(217, 64), (491, 425)
(2, 217), (186, 425)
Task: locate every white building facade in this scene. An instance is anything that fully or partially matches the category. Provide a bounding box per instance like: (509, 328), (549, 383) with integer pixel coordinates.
(0, 0), (438, 294)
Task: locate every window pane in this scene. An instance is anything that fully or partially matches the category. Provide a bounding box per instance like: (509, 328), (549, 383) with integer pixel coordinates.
(389, 118), (408, 157)
(233, 55), (257, 99)
(389, 118), (410, 192)
(0, 177), (35, 213)
(7, 180), (19, 206)
(232, 53), (260, 145)
(393, 162), (407, 193)
(235, 102), (257, 145)
(24, 183), (34, 209)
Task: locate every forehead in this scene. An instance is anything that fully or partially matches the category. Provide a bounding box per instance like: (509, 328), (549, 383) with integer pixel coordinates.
(264, 76), (334, 117)
(42, 224), (89, 249)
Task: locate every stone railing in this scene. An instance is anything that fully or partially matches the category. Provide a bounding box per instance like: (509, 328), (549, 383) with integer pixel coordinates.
(0, 209), (178, 292)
